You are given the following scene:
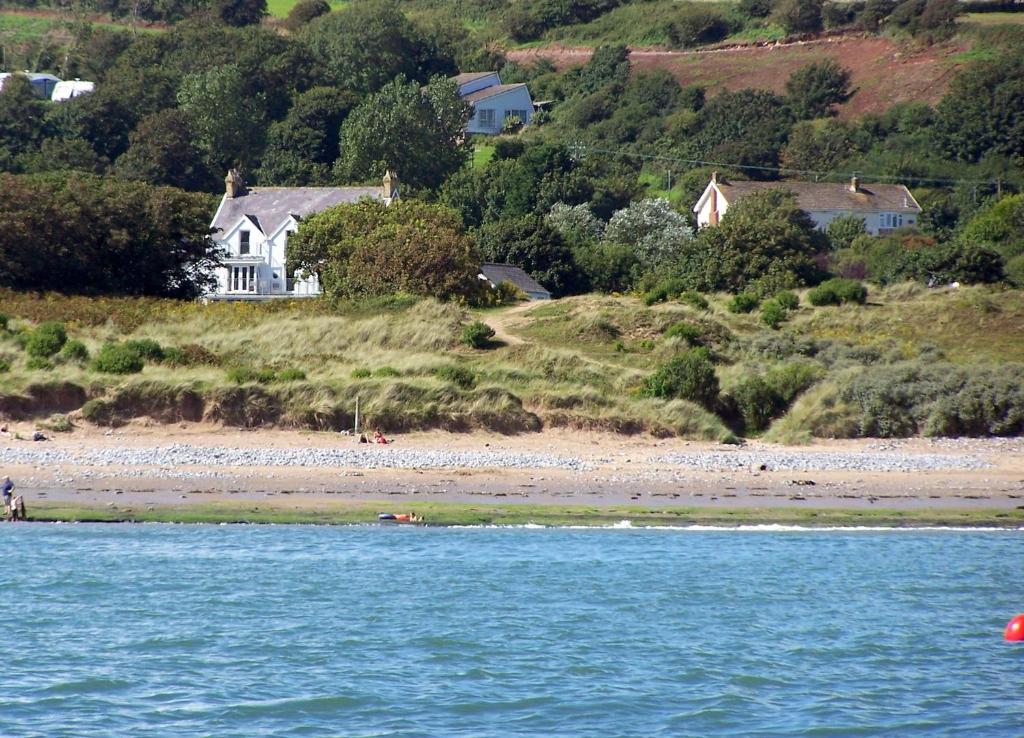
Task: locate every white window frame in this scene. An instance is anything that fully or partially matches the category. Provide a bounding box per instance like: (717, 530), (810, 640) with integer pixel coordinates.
(478, 108), (496, 129)
(881, 213), (903, 229)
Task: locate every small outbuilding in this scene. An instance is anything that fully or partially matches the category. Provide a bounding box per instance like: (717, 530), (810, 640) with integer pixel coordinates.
(51, 79), (95, 102)
(478, 263), (552, 301)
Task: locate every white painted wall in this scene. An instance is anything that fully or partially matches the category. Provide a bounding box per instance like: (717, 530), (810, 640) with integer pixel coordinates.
(694, 184), (918, 235)
(466, 86), (534, 135)
(212, 218), (319, 298)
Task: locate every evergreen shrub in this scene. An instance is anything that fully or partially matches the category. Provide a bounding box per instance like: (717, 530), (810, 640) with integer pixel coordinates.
(59, 339), (90, 362)
(462, 321), (496, 349)
(26, 322), (68, 357)
(727, 293), (760, 313)
(643, 348), (719, 409)
(93, 343), (144, 374)
(435, 365), (476, 389)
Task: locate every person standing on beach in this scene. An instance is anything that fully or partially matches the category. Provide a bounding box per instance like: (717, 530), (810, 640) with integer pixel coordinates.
(2, 476), (13, 518)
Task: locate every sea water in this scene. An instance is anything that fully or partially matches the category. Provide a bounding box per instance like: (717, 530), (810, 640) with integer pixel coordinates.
(1, 524), (1022, 737)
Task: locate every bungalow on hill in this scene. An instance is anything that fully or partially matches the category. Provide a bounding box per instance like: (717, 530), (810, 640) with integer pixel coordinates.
(693, 173), (922, 235)
(208, 170), (399, 300)
(478, 263), (552, 301)
(453, 72), (533, 135)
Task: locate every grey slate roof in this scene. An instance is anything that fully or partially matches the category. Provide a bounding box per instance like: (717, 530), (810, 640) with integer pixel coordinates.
(453, 72), (498, 86)
(717, 180), (921, 213)
(463, 83), (529, 104)
(211, 186), (383, 236)
(480, 263), (551, 298)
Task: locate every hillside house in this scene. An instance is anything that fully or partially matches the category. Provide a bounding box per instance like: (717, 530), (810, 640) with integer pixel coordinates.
(208, 170), (399, 300)
(453, 72), (533, 135)
(0, 72), (61, 99)
(693, 174), (922, 235)
(478, 263), (552, 300)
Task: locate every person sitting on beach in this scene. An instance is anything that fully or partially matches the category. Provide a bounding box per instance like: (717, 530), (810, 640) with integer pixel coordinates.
(373, 429), (388, 445)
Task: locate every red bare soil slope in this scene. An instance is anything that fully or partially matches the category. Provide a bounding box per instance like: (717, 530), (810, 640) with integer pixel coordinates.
(508, 35), (968, 117)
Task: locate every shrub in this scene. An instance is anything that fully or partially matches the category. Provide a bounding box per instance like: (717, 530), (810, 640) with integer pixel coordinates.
(643, 349), (719, 409)
(1007, 254), (1024, 288)
(435, 365), (476, 389)
(350, 368), (371, 379)
(664, 322), (703, 344)
(26, 321), (68, 357)
(731, 376), (779, 433)
(775, 290), (800, 310)
(175, 344), (220, 366)
(277, 368), (307, 382)
(285, 0), (330, 29)
(809, 278), (867, 306)
(93, 342), (144, 374)
(462, 321), (496, 349)
(766, 362), (822, 404)
(374, 366), (400, 377)
(0, 358), (8, 373)
(161, 346), (185, 366)
(227, 366), (277, 384)
(666, 7), (732, 48)
(727, 293), (760, 314)
(760, 299), (788, 329)
(0, 313), (7, 330)
(123, 338), (164, 361)
(643, 278), (688, 306)
(26, 356), (54, 371)
(679, 291), (709, 310)
(58, 339), (90, 362)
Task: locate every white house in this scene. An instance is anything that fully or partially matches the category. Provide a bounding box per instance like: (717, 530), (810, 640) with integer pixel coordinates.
(51, 79), (95, 102)
(453, 72), (533, 135)
(208, 170), (399, 300)
(0, 72), (61, 99)
(693, 173), (922, 235)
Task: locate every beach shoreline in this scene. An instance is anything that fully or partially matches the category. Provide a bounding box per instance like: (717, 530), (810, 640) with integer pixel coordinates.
(3, 423), (1024, 527)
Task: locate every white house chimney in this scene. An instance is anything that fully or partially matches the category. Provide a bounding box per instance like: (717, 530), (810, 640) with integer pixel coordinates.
(225, 168), (245, 199)
(382, 170), (399, 204)
(849, 175), (860, 193)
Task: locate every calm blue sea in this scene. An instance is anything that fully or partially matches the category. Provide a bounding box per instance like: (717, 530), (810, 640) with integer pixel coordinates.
(1, 524), (1022, 737)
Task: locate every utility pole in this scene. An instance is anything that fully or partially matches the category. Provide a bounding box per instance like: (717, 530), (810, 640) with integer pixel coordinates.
(354, 396), (360, 435)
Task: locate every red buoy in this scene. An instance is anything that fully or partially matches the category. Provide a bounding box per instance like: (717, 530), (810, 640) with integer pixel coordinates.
(1005, 614), (1024, 642)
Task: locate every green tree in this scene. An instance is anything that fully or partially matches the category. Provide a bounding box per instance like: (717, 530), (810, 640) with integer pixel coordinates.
(688, 89), (793, 176)
(288, 199), (479, 299)
(216, 0), (267, 26)
(773, 0), (823, 33)
(0, 173), (220, 297)
(177, 64), (267, 172)
(784, 60), (853, 119)
(303, 0), (454, 94)
(475, 216), (586, 297)
(0, 75), (46, 163)
(578, 44), (630, 95)
(257, 87), (358, 185)
(826, 213), (868, 250)
(935, 57), (1024, 165)
(643, 349), (720, 410)
(333, 76), (470, 191)
(285, 0), (330, 30)
(960, 194), (1024, 260)
(679, 189), (825, 293)
(115, 109), (216, 191)
(781, 120), (865, 171)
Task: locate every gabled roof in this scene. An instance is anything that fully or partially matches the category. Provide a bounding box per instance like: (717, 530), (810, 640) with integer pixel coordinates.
(463, 83), (529, 104)
(701, 179), (921, 214)
(479, 263), (551, 298)
(210, 186), (382, 237)
(453, 72), (498, 86)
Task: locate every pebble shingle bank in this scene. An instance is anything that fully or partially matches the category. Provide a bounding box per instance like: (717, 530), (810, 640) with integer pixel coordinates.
(656, 451), (991, 473)
(0, 444), (592, 472)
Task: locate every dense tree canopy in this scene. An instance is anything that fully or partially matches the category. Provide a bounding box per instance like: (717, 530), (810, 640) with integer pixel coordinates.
(287, 199), (479, 300)
(0, 173), (220, 297)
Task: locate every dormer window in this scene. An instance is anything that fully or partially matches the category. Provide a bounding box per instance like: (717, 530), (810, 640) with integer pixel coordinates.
(240, 230), (250, 255)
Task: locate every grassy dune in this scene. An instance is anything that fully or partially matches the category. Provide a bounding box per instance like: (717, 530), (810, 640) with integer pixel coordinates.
(1, 284), (1022, 440)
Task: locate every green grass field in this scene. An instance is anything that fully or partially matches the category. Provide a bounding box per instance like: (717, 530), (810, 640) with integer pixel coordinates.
(960, 11), (1024, 26)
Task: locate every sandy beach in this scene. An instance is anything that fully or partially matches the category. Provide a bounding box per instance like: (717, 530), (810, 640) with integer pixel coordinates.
(3, 421), (1024, 524)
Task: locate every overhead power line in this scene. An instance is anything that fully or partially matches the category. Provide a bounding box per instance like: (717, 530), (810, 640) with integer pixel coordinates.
(570, 142), (1007, 189)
